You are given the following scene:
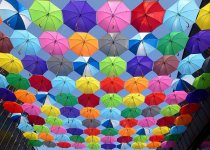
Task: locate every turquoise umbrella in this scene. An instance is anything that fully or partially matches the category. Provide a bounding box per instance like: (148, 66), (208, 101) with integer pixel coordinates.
(18, 123), (34, 132)
(101, 108), (121, 119)
(63, 118), (82, 128)
(0, 74), (8, 88)
(52, 76), (75, 93)
(55, 135), (70, 142)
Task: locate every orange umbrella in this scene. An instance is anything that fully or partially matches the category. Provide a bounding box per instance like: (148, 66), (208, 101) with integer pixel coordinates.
(0, 17), (2, 25)
(68, 32), (98, 56)
(147, 142), (161, 149)
(118, 128), (136, 136)
(14, 90), (36, 104)
(38, 133), (54, 142)
(80, 107), (100, 119)
(125, 77), (148, 93)
(174, 114), (192, 125)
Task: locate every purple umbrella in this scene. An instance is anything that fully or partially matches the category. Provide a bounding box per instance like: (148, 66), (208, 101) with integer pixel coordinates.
(0, 88), (16, 102)
(60, 106), (80, 118)
(67, 128), (83, 135)
(161, 141), (176, 148)
(186, 30), (210, 54)
(186, 89), (209, 103)
(22, 55), (47, 75)
(62, 1), (96, 32)
(127, 56), (153, 76)
(102, 144), (116, 149)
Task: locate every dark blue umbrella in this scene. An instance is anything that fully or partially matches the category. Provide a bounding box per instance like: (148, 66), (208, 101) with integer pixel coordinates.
(0, 88), (16, 101)
(22, 55), (47, 75)
(67, 128), (83, 135)
(117, 143), (131, 149)
(170, 126), (186, 134)
(60, 107), (80, 118)
(127, 56), (153, 76)
(172, 78), (195, 92)
(35, 92), (56, 105)
(186, 89), (209, 103)
(62, 1), (96, 32)
(102, 144), (116, 149)
(136, 128), (151, 135)
(102, 119), (119, 128)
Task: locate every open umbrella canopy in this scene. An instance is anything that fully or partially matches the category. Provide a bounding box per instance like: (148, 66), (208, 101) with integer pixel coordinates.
(15, 90), (36, 104)
(82, 119), (100, 128)
(101, 93), (122, 107)
(121, 107), (141, 118)
(101, 77), (124, 93)
(56, 93), (77, 106)
(145, 92), (166, 106)
(0, 88), (16, 101)
(174, 114), (192, 125)
(41, 105), (60, 117)
(202, 56), (210, 73)
(101, 108), (120, 120)
(33, 125), (50, 133)
(165, 91), (187, 104)
(149, 135), (165, 142)
(27, 140), (43, 147)
(84, 128), (100, 136)
(23, 132), (38, 140)
(147, 141), (161, 149)
(148, 76), (172, 92)
(60, 106), (80, 118)
(161, 141), (176, 148)
(45, 116), (63, 126)
(22, 103), (41, 116)
(28, 115), (45, 125)
(29, 75), (52, 92)
(196, 3), (210, 30)
(50, 126), (66, 134)
(125, 77), (148, 93)
(165, 134), (181, 142)
(64, 118), (82, 128)
(123, 93), (145, 108)
(0, 31), (13, 53)
(142, 106), (160, 117)
(180, 103), (200, 114)
(80, 107), (100, 119)
(85, 136), (100, 143)
(157, 116), (175, 127)
(39, 133), (54, 142)
(102, 128), (118, 136)
(153, 126), (170, 135)
(138, 117), (157, 128)
(137, 128), (151, 135)
(78, 94), (99, 107)
(70, 135), (85, 143)
(18, 123), (34, 132)
(67, 128), (83, 135)
(170, 125), (186, 134)
(132, 142), (146, 149)
(119, 128), (136, 136)
(117, 136), (132, 143)
(134, 135), (149, 143)
(186, 89), (209, 103)
(76, 77), (100, 93)
(193, 73), (210, 89)
(102, 136), (117, 144)
(120, 118), (138, 128)
(52, 76), (75, 93)
(161, 104), (180, 116)
(87, 143), (100, 150)
(0, 74), (9, 88)
(57, 142), (71, 148)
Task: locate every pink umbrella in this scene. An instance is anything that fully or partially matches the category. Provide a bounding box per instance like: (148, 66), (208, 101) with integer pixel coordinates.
(201, 141), (210, 148)
(101, 136), (117, 144)
(148, 76), (172, 92)
(97, 1), (131, 32)
(161, 141), (176, 148)
(22, 103), (41, 116)
(39, 32), (69, 55)
(50, 126), (67, 134)
(165, 91), (187, 104)
(72, 143), (85, 149)
(138, 117), (156, 128)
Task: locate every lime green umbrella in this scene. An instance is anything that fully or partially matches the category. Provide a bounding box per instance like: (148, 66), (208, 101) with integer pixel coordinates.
(193, 73), (210, 89)
(101, 94), (122, 107)
(29, 0), (63, 31)
(56, 93), (78, 106)
(45, 116), (63, 126)
(100, 57), (126, 76)
(160, 104), (180, 116)
(101, 128), (118, 136)
(6, 73), (30, 90)
(134, 135), (149, 142)
(121, 107), (141, 118)
(33, 125), (50, 133)
(27, 140), (43, 147)
(165, 134), (181, 141)
(157, 32), (189, 55)
(87, 143), (100, 150)
(70, 135), (85, 143)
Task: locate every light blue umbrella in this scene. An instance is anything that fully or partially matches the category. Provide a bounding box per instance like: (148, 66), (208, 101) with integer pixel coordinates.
(170, 126), (186, 134)
(129, 33), (158, 56)
(73, 57), (99, 76)
(55, 135), (70, 142)
(63, 118), (82, 128)
(52, 76), (75, 93)
(101, 108), (121, 119)
(178, 54), (205, 75)
(163, 0), (199, 31)
(10, 30), (40, 55)
(18, 123), (34, 132)
(0, 74), (8, 88)
(0, 0), (31, 29)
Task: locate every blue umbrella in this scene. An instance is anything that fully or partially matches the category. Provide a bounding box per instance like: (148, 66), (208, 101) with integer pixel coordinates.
(102, 144), (116, 149)
(63, 118), (82, 128)
(18, 123), (33, 132)
(172, 77), (195, 92)
(117, 143), (131, 149)
(67, 128), (83, 135)
(178, 54), (205, 75)
(101, 108), (121, 120)
(0, 74), (8, 88)
(163, 0), (199, 31)
(136, 128), (151, 135)
(60, 106), (80, 118)
(35, 92), (56, 105)
(186, 89), (209, 103)
(0, 88), (16, 101)
(73, 57), (99, 76)
(55, 135), (70, 142)
(170, 126), (186, 134)
(52, 76), (75, 93)
(0, 0), (31, 29)
(10, 30), (40, 55)
(129, 33), (158, 56)
(102, 119), (119, 128)
(10, 113), (21, 122)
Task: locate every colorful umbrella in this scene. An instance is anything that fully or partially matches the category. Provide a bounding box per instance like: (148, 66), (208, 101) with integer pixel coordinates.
(101, 77), (124, 93)
(22, 104), (41, 116)
(137, 128), (151, 135)
(67, 128), (83, 135)
(125, 77), (148, 93)
(123, 93), (145, 107)
(102, 119), (119, 128)
(161, 141), (176, 148)
(119, 128), (136, 136)
(170, 125), (186, 134)
(101, 94), (122, 107)
(43, 141), (56, 148)
(131, 142), (146, 149)
(149, 135), (165, 142)
(82, 119), (100, 128)
(138, 117), (156, 128)
(186, 89), (209, 103)
(84, 128), (100, 136)
(57, 142), (71, 148)
(148, 76), (172, 92)
(202, 56), (210, 73)
(117, 136), (132, 143)
(27, 115), (45, 125)
(3, 101), (23, 113)
(172, 76), (195, 92)
(78, 94), (99, 107)
(156, 116), (175, 127)
(52, 76), (75, 93)
(56, 93), (77, 106)
(102, 128), (118, 136)
(120, 118), (138, 128)
(60, 106), (80, 118)
(180, 103), (200, 114)
(196, 3), (210, 30)
(193, 73), (210, 89)
(165, 91), (187, 104)
(142, 106), (160, 117)
(175, 114), (192, 125)
(134, 135), (149, 143)
(0, 88), (16, 101)
(27, 140), (43, 147)
(101, 136), (117, 144)
(70, 135), (85, 143)
(33, 125), (50, 133)
(39, 133), (54, 142)
(121, 107), (141, 118)
(18, 123), (34, 132)
(35, 92), (56, 105)
(80, 107), (100, 119)
(76, 77), (99, 93)
(165, 134), (181, 142)
(23, 132), (38, 140)
(147, 142), (161, 149)
(101, 144), (116, 149)
(0, 31), (13, 53)
(14, 90), (35, 104)
(160, 104), (180, 116)
(64, 118), (82, 128)
(72, 143), (85, 149)
(101, 108), (120, 119)
(153, 126), (170, 135)
(41, 105), (60, 117)
(0, 74), (8, 88)
(87, 143), (100, 150)
(145, 92), (166, 106)
(97, 1), (130, 32)
(50, 126), (66, 134)
(85, 136), (100, 143)
(117, 143), (131, 149)
(29, 75), (52, 92)
(45, 116), (63, 126)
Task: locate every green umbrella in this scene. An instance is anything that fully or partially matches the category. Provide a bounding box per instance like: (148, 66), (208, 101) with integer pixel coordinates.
(160, 104), (180, 116)
(134, 135), (149, 142)
(165, 134), (181, 141)
(45, 116), (63, 126)
(193, 73), (210, 89)
(6, 73), (30, 90)
(121, 108), (141, 118)
(87, 143), (100, 150)
(101, 94), (122, 107)
(56, 93), (78, 106)
(101, 128), (118, 136)
(33, 125), (50, 133)
(100, 57), (126, 76)
(70, 135), (85, 143)
(29, 0), (63, 31)
(157, 32), (189, 55)
(27, 140), (43, 147)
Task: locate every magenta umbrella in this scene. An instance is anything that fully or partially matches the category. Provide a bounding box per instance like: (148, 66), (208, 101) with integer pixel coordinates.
(161, 141), (176, 148)
(22, 103), (41, 116)
(201, 141), (210, 149)
(165, 91), (187, 104)
(39, 32), (69, 55)
(97, 1), (131, 32)
(72, 143), (85, 149)
(50, 126), (67, 134)
(101, 136), (117, 144)
(148, 76), (172, 92)
(138, 117), (156, 128)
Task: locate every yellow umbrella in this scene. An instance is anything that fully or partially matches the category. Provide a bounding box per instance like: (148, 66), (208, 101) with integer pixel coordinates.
(196, 3), (210, 30)
(123, 93), (145, 107)
(80, 107), (100, 119)
(41, 105), (60, 116)
(131, 142), (146, 149)
(118, 128), (136, 136)
(147, 142), (161, 149)
(85, 136), (100, 143)
(152, 126), (170, 135)
(23, 132), (38, 140)
(68, 32), (98, 56)
(0, 53), (23, 73)
(125, 77), (148, 93)
(76, 77), (100, 93)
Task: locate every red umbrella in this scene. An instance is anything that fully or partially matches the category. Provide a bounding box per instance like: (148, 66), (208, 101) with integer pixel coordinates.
(145, 92), (166, 106)
(131, 1), (165, 32)
(101, 77), (124, 93)
(3, 102), (23, 113)
(0, 31), (13, 53)
(117, 136), (133, 143)
(180, 103), (200, 114)
(84, 128), (100, 136)
(156, 116), (175, 126)
(78, 94), (99, 107)
(29, 75), (52, 92)
(27, 115), (45, 125)
(57, 142), (71, 148)
(120, 118), (138, 128)
(149, 135), (164, 142)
